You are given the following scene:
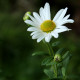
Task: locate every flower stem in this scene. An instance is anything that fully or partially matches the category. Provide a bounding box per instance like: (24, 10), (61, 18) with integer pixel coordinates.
(45, 42), (54, 56)
(43, 40), (58, 78)
(53, 61), (57, 78)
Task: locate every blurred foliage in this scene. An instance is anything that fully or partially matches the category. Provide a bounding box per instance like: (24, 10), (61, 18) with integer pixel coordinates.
(0, 0), (80, 80)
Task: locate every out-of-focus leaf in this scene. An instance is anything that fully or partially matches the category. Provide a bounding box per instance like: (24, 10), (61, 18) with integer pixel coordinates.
(32, 51), (48, 56)
(57, 62), (63, 67)
(52, 41), (60, 47)
(41, 57), (53, 66)
(44, 69), (54, 79)
(62, 67), (66, 77)
(63, 56), (70, 70)
(46, 61), (54, 66)
(56, 48), (64, 54)
(62, 51), (69, 59)
(61, 55), (71, 78)
(63, 52), (72, 67)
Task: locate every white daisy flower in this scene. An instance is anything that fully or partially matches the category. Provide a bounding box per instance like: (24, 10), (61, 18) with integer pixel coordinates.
(24, 2), (74, 43)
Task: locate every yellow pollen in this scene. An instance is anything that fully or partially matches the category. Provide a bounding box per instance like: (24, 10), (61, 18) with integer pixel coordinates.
(40, 20), (56, 33)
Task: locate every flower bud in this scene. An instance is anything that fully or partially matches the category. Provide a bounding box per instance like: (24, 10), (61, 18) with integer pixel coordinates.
(54, 54), (62, 62)
(23, 11), (31, 21)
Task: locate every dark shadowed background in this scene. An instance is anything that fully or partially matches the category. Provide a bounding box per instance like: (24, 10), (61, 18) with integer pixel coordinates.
(0, 0), (80, 80)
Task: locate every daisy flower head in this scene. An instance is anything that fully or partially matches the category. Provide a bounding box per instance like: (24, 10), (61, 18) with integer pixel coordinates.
(24, 2), (74, 43)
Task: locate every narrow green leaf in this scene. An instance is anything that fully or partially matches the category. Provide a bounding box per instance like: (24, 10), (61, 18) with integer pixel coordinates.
(32, 51), (48, 56)
(41, 57), (53, 66)
(62, 51), (69, 59)
(52, 41), (60, 47)
(44, 69), (54, 79)
(62, 67), (66, 77)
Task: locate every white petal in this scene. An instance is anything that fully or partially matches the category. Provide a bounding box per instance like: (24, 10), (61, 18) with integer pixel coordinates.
(33, 12), (42, 24)
(27, 27), (37, 31)
(64, 19), (74, 23)
(30, 29), (42, 36)
(45, 33), (52, 42)
(58, 7), (68, 21)
(30, 31), (39, 36)
(44, 2), (51, 20)
(39, 7), (46, 21)
(32, 33), (41, 39)
(25, 20), (35, 26)
(51, 32), (59, 38)
(63, 14), (70, 20)
(55, 18), (74, 26)
(27, 14), (40, 26)
(37, 35), (45, 42)
(59, 19), (74, 25)
(27, 14), (36, 22)
(54, 26), (71, 33)
(57, 29), (71, 33)
(57, 26), (68, 29)
(53, 9), (64, 21)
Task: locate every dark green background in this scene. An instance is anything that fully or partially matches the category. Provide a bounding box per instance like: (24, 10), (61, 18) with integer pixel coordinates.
(0, 0), (80, 80)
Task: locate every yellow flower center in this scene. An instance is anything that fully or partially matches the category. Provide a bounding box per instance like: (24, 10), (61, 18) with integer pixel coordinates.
(40, 20), (56, 33)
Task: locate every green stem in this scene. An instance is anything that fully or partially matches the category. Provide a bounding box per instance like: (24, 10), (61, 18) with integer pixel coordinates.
(47, 43), (54, 56)
(53, 62), (57, 78)
(43, 41), (54, 56)
(43, 40), (58, 78)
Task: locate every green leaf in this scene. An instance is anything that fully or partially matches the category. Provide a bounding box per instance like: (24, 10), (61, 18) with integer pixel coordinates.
(44, 69), (54, 79)
(41, 57), (53, 66)
(62, 52), (72, 67)
(62, 51), (72, 69)
(46, 61), (54, 66)
(52, 41), (60, 47)
(62, 67), (66, 77)
(61, 57), (70, 78)
(62, 51), (69, 59)
(32, 51), (48, 56)
(62, 55), (71, 70)
(56, 48), (64, 54)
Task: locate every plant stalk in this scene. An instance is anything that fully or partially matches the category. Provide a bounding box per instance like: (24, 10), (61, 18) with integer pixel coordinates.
(44, 41), (54, 56)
